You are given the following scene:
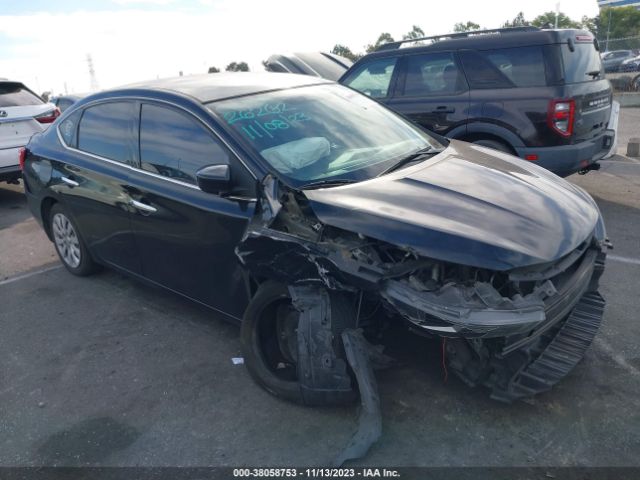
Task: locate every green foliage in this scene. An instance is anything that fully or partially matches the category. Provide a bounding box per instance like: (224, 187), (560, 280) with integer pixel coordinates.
(532, 11), (582, 29)
(597, 7), (640, 49)
(225, 62), (249, 72)
(365, 32), (396, 53)
(207, 66), (220, 73)
(453, 21), (481, 33)
(331, 44), (362, 62)
(403, 25), (425, 40)
(502, 12), (530, 28)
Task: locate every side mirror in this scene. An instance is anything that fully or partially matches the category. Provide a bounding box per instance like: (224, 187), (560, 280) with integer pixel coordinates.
(196, 164), (231, 195)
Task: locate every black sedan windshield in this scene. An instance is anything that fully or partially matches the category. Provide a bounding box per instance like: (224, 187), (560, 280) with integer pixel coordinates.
(208, 84), (442, 187)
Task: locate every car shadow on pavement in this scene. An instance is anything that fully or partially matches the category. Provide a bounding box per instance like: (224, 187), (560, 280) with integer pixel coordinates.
(0, 182), (31, 230)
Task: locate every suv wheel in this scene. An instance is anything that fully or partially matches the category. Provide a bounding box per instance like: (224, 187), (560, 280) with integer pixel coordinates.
(50, 204), (100, 276)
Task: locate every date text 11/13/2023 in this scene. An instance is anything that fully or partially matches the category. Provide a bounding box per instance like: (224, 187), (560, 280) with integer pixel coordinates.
(232, 468), (401, 478)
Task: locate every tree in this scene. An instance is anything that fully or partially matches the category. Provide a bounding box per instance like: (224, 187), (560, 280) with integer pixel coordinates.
(502, 12), (530, 28)
(225, 62), (249, 72)
(581, 16), (598, 35)
(208, 66), (220, 73)
(365, 32), (395, 53)
(532, 11), (581, 29)
(331, 44), (361, 62)
(597, 7), (640, 50)
(403, 25), (425, 40)
(453, 21), (481, 33)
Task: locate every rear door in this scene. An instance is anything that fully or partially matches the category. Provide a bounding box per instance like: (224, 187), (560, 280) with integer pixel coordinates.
(385, 51), (470, 135)
(127, 102), (256, 319)
(58, 100), (142, 274)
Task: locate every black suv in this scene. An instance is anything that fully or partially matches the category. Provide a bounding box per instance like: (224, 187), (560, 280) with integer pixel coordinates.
(340, 27), (615, 177)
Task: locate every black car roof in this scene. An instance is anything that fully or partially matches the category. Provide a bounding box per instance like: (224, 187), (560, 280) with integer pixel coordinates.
(361, 28), (594, 59)
(115, 72), (331, 103)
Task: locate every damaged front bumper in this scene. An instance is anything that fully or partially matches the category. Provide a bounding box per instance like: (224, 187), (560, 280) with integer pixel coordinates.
(384, 246), (604, 342)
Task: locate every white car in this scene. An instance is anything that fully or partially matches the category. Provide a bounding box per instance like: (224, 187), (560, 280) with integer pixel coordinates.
(0, 80), (60, 184)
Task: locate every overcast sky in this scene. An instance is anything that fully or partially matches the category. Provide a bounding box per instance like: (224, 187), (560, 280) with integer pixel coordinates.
(0, 0), (600, 95)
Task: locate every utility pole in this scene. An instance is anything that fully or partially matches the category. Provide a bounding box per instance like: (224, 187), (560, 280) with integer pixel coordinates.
(555, 2), (560, 29)
(87, 54), (99, 92)
(606, 8), (613, 52)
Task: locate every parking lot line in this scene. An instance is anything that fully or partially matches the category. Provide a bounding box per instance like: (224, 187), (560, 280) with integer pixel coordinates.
(608, 254), (640, 266)
(0, 264), (62, 286)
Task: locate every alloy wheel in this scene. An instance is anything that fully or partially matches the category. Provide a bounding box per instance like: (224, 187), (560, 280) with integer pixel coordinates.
(52, 213), (81, 268)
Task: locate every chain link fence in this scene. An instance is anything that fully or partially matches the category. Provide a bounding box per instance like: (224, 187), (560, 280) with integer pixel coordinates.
(599, 36), (640, 91)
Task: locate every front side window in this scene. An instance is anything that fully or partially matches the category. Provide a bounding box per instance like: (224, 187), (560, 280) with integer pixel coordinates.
(139, 104), (229, 184)
(401, 52), (466, 96)
(342, 57), (398, 98)
(460, 46), (548, 89)
(78, 102), (136, 165)
(208, 84), (442, 187)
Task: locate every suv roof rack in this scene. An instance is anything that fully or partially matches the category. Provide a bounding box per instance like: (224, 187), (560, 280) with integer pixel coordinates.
(376, 26), (541, 51)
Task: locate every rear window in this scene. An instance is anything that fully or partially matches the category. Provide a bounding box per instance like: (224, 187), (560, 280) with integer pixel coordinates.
(561, 43), (604, 84)
(0, 83), (43, 107)
(460, 46), (549, 89)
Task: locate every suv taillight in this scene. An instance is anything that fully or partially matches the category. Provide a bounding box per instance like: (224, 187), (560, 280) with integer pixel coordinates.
(548, 99), (575, 137)
(35, 107), (61, 124)
(18, 147), (26, 171)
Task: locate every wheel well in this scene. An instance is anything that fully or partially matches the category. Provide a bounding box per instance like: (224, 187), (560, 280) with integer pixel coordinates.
(40, 197), (58, 241)
(456, 133), (516, 155)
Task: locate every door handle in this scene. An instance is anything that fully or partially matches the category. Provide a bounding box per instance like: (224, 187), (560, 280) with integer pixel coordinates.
(129, 198), (157, 214)
(60, 176), (79, 187)
(431, 106), (456, 114)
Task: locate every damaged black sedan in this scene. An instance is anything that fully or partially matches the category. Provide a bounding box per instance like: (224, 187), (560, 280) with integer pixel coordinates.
(23, 73), (608, 419)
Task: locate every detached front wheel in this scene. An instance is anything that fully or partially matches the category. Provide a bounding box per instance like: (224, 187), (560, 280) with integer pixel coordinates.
(241, 281), (356, 406)
(241, 282), (308, 404)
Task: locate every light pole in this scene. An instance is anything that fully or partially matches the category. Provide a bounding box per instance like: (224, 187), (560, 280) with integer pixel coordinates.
(606, 8), (613, 52)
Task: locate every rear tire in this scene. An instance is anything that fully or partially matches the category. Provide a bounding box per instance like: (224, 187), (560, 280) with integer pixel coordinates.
(50, 204), (100, 276)
(472, 139), (513, 154)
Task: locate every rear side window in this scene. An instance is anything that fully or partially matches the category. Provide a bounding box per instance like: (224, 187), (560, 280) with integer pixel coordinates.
(78, 102), (137, 165)
(0, 83), (43, 107)
(460, 46), (548, 89)
(58, 110), (82, 148)
(342, 57), (397, 98)
(140, 104), (229, 184)
(401, 52), (467, 96)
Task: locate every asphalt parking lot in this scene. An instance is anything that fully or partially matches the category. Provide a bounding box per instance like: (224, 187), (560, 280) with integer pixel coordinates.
(1, 111), (640, 468)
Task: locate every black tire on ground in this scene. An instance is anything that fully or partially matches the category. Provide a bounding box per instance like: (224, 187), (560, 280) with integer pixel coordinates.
(49, 203), (100, 276)
(241, 281), (356, 406)
(472, 139), (513, 154)
(241, 281), (307, 404)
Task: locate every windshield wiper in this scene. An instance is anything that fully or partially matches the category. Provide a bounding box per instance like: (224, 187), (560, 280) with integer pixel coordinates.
(300, 178), (358, 190)
(376, 146), (442, 177)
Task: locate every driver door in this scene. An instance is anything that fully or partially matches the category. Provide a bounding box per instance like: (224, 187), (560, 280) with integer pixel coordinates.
(127, 102), (256, 319)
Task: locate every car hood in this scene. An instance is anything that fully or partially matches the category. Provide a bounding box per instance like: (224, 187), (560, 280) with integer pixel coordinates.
(303, 140), (599, 271)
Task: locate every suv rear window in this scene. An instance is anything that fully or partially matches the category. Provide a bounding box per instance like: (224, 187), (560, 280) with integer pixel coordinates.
(561, 43), (604, 84)
(459, 46), (548, 88)
(0, 83), (44, 107)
